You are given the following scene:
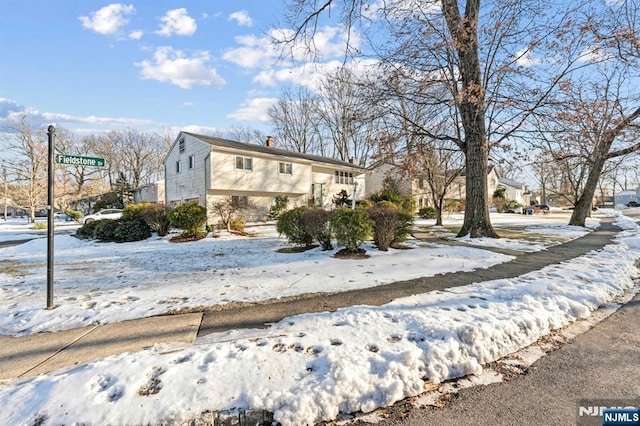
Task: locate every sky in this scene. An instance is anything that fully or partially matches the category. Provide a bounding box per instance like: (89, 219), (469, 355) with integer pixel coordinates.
(0, 211), (639, 424)
(0, 1), (350, 137)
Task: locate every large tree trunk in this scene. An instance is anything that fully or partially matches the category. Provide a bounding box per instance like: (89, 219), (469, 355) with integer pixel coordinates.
(569, 145), (609, 227)
(459, 139), (497, 237)
(443, 0), (498, 238)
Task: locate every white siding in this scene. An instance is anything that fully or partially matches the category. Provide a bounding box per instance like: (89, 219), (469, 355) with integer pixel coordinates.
(165, 134), (211, 207)
(209, 151), (310, 195)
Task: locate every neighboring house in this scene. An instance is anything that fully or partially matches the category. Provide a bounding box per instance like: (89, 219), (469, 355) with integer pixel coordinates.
(366, 162), (529, 211)
(164, 132), (366, 224)
(130, 180), (165, 204)
(614, 190), (637, 208)
(364, 161), (440, 210)
(497, 177), (530, 207)
(364, 161), (413, 198)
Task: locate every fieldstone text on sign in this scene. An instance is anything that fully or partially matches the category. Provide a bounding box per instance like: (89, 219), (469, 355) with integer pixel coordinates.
(55, 154), (105, 167)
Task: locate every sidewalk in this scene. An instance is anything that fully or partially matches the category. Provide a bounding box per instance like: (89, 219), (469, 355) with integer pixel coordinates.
(0, 217), (623, 381)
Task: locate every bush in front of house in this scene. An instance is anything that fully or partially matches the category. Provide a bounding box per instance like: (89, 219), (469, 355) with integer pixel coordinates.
(418, 206), (436, 219)
(277, 206), (314, 247)
(268, 195), (289, 220)
(138, 203), (171, 236)
(301, 208), (333, 250)
(113, 218), (152, 242)
(168, 201), (207, 237)
(367, 205), (399, 251)
(330, 207), (373, 253)
(93, 219), (119, 241)
(76, 220), (101, 239)
(121, 202), (152, 221)
(65, 208), (84, 222)
(229, 218), (246, 233)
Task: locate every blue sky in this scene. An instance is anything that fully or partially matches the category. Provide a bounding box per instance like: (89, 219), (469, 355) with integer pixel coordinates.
(0, 1), (350, 137)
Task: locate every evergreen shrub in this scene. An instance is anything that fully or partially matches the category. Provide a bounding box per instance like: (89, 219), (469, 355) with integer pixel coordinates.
(168, 202), (207, 237)
(277, 206), (313, 246)
(329, 208), (373, 253)
(302, 209), (333, 250)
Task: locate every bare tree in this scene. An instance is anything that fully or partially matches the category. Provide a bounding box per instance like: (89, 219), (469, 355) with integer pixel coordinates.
(534, 63), (640, 225)
(226, 125), (267, 145)
(86, 129), (165, 190)
(3, 116), (48, 222)
(315, 66), (377, 164)
(277, 0), (596, 237)
(269, 85), (324, 154)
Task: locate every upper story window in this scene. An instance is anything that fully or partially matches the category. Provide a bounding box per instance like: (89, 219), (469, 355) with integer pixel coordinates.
(335, 170), (354, 184)
(279, 162), (292, 175)
(235, 156), (253, 171)
(179, 138), (185, 153)
(188, 155), (195, 169)
(176, 160), (181, 174)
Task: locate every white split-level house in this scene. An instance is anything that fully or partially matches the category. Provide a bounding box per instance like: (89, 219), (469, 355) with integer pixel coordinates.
(164, 132), (367, 225)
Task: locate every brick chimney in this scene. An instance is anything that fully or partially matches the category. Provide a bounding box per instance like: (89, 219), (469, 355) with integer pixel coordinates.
(266, 136), (275, 147)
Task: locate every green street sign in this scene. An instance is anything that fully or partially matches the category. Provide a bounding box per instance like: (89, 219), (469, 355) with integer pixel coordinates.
(55, 154), (105, 167)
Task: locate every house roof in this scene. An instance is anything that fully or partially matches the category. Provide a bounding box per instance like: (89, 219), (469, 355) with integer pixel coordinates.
(457, 164), (497, 177)
(184, 132), (366, 170)
(498, 177), (524, 189)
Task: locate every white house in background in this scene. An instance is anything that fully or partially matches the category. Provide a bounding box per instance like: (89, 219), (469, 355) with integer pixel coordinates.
(614, 190), (637, 208)
(164, 132), (366, 224)
(365, 162), (530, 211)
(130, 180), (165, 204)
(497, 177), (530, 206)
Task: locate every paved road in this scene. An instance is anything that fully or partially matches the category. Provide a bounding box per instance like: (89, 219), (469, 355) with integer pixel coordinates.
(197, 218), (620, 336)
(379, 291), (640, 426)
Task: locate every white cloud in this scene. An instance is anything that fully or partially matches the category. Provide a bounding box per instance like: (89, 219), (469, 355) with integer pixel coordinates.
(79, 3), (135, 35)
(228, 10), (253, 27)
(136, 46), (226, 89)
(254, 58), (379, 91)
(515, 48), (543, 67)
(223, 26), (354, 70)
(222, 34), (277, 68)
(0, 99), (155, 132)
(181, 102), (195, 107)
(129, 29), (143, 40)
(156, 8), (197, 37)
(227, 98), (279, 122)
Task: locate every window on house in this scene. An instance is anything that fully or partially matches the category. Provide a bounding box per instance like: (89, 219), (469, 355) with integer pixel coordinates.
(176, 160), (181, 173)
(231, 195), (248, 207)
(188, 155), (195, 169)
(179, 138), (185, 153)
(279, 162), (292, 175)
(335, 170), (353, 184)
(235, 156), (253, 170)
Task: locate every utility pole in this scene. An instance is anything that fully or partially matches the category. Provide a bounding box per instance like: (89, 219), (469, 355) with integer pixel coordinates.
(3, 162), (7, 221)
(47, 125), (55, 309)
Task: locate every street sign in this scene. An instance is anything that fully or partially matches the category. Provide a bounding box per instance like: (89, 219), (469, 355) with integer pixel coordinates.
(55, 154), (105, 167)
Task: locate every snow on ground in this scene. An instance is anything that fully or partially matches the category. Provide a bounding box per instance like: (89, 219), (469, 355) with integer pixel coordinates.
(0, 212), (639, 425)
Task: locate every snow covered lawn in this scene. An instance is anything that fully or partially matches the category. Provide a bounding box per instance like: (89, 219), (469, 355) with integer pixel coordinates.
(0, 212), (638, 425)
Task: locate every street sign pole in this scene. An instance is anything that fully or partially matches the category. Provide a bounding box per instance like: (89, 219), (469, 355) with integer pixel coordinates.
(47, 125), (55, 309)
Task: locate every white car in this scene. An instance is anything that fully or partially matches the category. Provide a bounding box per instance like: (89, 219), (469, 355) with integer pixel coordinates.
(81, 209), (123, 224)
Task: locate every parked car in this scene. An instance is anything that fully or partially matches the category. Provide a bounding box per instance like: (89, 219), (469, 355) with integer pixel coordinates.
(81, 209), (123, 224)
(533, 204), (550, 211)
